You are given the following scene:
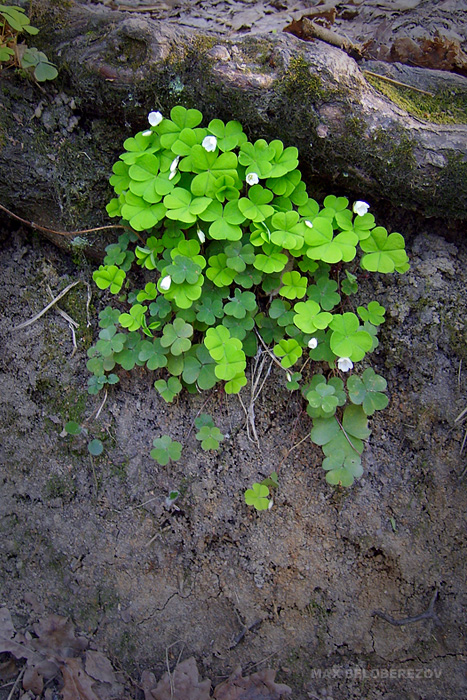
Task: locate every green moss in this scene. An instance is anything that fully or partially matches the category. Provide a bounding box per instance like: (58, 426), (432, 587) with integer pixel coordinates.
(365, 74), (467, 124)
(282, 55), (323, 101)
(45, 473), (77, 501)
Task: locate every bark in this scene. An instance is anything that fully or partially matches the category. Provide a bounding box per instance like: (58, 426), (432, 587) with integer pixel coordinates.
(1, 0), (466, 255)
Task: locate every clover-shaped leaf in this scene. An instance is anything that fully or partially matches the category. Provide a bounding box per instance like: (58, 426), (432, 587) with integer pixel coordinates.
(286, 371), (302, 391)
(224, 289), (257, 319)
(238, 185), (274, 223)
(207, 118), (247, 151)
(270, 211), (306, 251)
(253, 243), (288, 274)
(224, 242), (255, 272)
(163, 188), (211, 224)
(280, 270), (307, 300)
(138, 338), (168, 370)
(165, 255), (202, 285)
(360, 227), (409, 273)
(293, 300), (333, 335)
(160, 317), (193, 355)
(93, 265), (126, 294)
(195, 296), (224, 325)
(119, 304), (147, 332)
(341, 270), (358, 296)
(154, 377), (183, 403)
(98, 306), (121, 329)
(96, 326), (127, 356)
(273, 338), (302, 369)
(322, 451), (363, 487)
(306, 382), (339, 417)
(182, 345), (217, 389)
(239, 139), (275, 177)
(244, 483), (270, 510)
(347, 368), (389, 415)
(206, 253), (237, 287)
(199, 199), (246, 241)
(329, 313), (373, 362)
(357, 301), (386, 326)
(150, 435), (182, 465)
(195, 414), (225, 450)
(224, 371), (248, 394)
(307, 276), (340, 310)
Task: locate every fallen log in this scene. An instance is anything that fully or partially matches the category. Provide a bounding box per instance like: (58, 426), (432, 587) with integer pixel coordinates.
(0, 0), (466, 256)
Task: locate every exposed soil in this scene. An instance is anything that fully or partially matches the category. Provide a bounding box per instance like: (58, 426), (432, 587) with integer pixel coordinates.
(1, 2), (467, 698)
(1, 208), (466, 700)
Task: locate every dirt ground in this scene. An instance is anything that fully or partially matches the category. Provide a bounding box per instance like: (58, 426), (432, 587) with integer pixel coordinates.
(1, 1), (467, 698)
(1, 205), (467, 700)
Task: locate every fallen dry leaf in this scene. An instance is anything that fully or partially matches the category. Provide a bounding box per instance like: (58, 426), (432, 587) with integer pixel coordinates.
(213, 666), (292, 700)
(32, 614), (88, 659)
(142, 657), (211, 700)
(61, 657), (102, 700)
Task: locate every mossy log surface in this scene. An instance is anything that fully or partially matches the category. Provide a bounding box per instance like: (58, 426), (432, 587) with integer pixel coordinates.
(1, 0), (467, 249)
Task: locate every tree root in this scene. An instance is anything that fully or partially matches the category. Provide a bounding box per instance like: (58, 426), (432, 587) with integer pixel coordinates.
(372, 589), (441, 627)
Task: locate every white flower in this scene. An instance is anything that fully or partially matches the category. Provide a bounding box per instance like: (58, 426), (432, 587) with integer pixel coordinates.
(305, 220), (313, 228)
(160, 275), (171, 291)
(142, 129), (153, 137)
(337, 357), (353, 372)
(202, 135), (217, 152)
(268, 499), (274, 511)
(148, 111), (163, 127)
(170, 156), (180, 172)
(308, 337), (318, 349)
(353, 200), (370, 217)
(197, 228), (206, 243)
(246, 172), (259, 186)
(168, 156), (180, 180)
(286, 372), (292, 383)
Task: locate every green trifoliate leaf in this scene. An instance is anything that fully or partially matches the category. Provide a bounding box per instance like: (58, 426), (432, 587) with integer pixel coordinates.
(253, 243), (288, 274)
(119, 304), (147, 331)
(270, 210), (306, 251)
(322, 452), (363, 487)
(347, 368), (389, 415)
(238, 185), (274, 223)
(273, 338), (302, 369)
(160, 317), (193, 355)
(182, 345), (217, 389)
(307, 276), (340, 310)
(341, 270), (358, 296)
(224, 371), (248, 394)
(207, 118), (247, 151)
(293, 300), (333, 334)
(110, 160), (130, 193)
(138, 338), (168, 370)
(99, 306), (121, 329)
(154, 377), (183, 403)
(224, 289), (257, 319)
(93, 265), (126, 294)
(360, 227), (409, 273)
(195, 296), (224, 325)
(199, 199), (245, 240)
(239, 139), (276, 177)
(150, 434), (182, 465)
(196, 424), (225, 451)
(163, 188), (211, 224)
(207, 254), (237, 286)
(245, 482), (270, 510)
(329, 313), (373, 362)
(279, 271), (307, 300)
(357, 301), (386, 326)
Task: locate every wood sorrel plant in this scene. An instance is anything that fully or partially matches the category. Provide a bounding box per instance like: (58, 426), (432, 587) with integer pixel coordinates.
(90, 105), (409, 488)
